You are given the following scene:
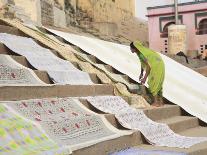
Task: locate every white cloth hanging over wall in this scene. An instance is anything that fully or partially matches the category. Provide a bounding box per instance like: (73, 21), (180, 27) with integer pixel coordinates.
(86, 96), (207, 148)
(0, 54), (46, 86)
(0, 33), (94, 85)
(46, 28), (207, 123)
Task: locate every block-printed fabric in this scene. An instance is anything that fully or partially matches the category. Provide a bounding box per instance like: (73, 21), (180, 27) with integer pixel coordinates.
(0, 55), (45, 86)
(0, 33), (93, 85)
(87, 96), (207, 148)
(5, 98), (131, 151)
(0, 104), (71, 154)
(110, 148), (187, 155)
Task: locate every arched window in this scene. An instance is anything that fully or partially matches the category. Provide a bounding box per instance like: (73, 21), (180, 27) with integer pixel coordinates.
(160, 22), (175, 38)
(197, 19), (207, 35)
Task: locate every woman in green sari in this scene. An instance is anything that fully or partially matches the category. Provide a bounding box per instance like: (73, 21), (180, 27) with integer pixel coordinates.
(130, 41), (165, 107)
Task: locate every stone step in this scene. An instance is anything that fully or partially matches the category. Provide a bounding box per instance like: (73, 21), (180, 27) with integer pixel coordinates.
(34, 70), (52, 84)
(0, 42), (19, 55)
(143, 104), (182, 121)
(10, 55), (36, 69)
(86, 55), (107, 65)
(0, 25), (27, 37)
(73, 131), (142, 155)
(103, 65), (125, 75)
(136, 127), (207, 155)
(158, 116), (200, 133)
(0, 84), (114, 101)
(0, 20), (10, 26)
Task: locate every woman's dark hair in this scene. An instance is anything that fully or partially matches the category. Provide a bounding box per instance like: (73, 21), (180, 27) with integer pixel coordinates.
(130, 42), (136, 49)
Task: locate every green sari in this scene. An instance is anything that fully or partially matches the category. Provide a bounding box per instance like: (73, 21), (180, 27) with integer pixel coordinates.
(133, 41), (165, 96)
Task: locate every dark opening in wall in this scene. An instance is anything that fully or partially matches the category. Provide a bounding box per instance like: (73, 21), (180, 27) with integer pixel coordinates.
(197, 18), (207, 35)
(160, 22), (175, 38)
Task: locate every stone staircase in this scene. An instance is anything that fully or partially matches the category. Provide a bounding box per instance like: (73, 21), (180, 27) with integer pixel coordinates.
(0, 22), (207, 155)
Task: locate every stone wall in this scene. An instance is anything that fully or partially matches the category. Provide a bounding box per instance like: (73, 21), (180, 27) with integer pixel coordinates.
(77, 0), (135, 23)
(13, 0), (41, 25)
(40, 0), (54, 26)
(0, 0), (135, 28)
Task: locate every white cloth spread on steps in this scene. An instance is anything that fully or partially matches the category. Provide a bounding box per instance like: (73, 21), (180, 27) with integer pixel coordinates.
(0, 55), (45, 86)
(0, 33), (93, 85)
(87, 96), (207, 148)
(4, 98), (132, 151)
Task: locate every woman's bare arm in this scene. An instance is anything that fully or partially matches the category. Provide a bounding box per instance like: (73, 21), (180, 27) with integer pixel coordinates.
(141, 60), (151, 84)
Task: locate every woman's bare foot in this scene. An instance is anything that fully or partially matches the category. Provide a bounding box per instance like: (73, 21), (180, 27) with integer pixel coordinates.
(151, 103), (161, 107)
(158, 97), (165, 106)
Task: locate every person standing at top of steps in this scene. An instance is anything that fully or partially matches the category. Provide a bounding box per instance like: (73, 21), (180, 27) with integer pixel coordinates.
(130, 41), (165, 107)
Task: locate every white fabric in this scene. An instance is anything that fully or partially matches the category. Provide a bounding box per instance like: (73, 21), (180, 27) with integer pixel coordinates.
(87, 96), (207, 148)
(0, 54), (46, 86)
(46, 28), (207, 123)
(4, 98), (132, 151)
(47, 70), (93, 85)
(0, 33), (93, 85)
(26, 56), (77, 71)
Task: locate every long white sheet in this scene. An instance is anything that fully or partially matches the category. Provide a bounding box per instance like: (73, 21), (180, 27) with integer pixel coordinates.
(87, 96), (207, 148)
(0, 33), (93, 85)
(46, 28), (207, 123)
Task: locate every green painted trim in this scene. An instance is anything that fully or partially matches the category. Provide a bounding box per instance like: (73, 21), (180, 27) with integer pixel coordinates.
(159, 15), (183, 32)
(147, 0), (207, 10)
(195, 12), (207, 29)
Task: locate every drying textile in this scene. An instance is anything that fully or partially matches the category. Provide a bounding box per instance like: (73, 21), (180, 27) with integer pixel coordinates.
(0, 55), (45, 86)
(47, 70), (93, 85)
(0, 104), (71, 154)
(46, 28), (207, 123)
(5, 98), (131, 151)
(0, 33), (93, 85)
(110, 148), (186, 155)
(87, 96), (207, 148)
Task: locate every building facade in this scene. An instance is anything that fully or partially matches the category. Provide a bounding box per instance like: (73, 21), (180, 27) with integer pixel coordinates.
(147, 1), (207, 56)
(0, 0), (135, 27)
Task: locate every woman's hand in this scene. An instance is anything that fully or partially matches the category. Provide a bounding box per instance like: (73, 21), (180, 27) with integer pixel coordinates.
(140, 77), (147, 85)
(139, 72), (143, 81)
